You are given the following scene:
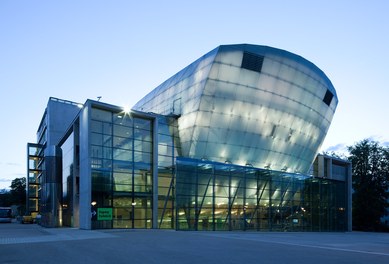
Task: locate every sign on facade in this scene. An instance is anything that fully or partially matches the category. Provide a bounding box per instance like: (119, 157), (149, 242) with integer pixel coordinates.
(97, 208), (112, 221)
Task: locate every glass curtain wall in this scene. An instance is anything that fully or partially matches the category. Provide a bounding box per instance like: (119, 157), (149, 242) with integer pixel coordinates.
(157, 116), (181, 228)
(176, 158), (347, 232)
(90, 107), (153, 229)
(61, 132), (74, 227)
(27, 143), (44, 215)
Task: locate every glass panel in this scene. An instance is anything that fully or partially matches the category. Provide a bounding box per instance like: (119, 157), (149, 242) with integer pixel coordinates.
(91, 108), (112, 122)
(113, 136), (132, 149)
(134, 140), (152, 152)
(113, 124), (132, 137)
(134, 151), (152, 164)
(113, 148), (132, 161)
(134, 118), (151, 131)
(134, 129), (152, 141)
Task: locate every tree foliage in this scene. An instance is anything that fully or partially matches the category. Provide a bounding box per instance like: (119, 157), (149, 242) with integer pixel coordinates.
(348, 139), (389, 231)
(10, 177), (26, 206)
(0, 178), (26, 208)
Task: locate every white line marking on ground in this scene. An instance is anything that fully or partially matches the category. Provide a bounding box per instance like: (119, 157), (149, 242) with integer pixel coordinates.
(204, 234), (389, 257)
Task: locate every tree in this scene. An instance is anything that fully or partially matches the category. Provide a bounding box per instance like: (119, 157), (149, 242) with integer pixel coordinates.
(321, 150), (347, 160)
(348, 139), (389, 231)
(10, 177), (26, 206)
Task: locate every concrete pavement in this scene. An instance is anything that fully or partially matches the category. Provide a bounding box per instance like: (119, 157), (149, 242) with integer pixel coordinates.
(1, 222), (388, 264)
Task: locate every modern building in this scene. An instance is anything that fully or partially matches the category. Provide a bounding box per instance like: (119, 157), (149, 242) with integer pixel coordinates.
(27, 44), (352, 231)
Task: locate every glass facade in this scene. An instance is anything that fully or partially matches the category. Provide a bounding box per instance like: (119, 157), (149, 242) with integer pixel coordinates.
(90, 107), (153, 229)
(176, 158), (347, 231)
(61, 132), (74, 227)
(157, 116), (181, 229)
(27, 143), (44, 215)
(28, 98), (350, 231)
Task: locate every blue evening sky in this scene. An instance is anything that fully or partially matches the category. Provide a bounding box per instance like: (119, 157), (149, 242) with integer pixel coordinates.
(1, 0), (388, 189)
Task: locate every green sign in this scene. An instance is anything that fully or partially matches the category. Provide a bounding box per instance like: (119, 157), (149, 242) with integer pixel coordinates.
(97, 208), (112, 221)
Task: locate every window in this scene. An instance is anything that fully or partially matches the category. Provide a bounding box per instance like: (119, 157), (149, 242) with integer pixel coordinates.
(241, 52), (264, 73)
(323, 89), (333, 106)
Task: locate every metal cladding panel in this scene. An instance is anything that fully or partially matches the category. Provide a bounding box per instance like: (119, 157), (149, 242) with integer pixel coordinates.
(133, 44), (338, 173)
(46, 98), (80, 146)
(133, 47), (219, 116)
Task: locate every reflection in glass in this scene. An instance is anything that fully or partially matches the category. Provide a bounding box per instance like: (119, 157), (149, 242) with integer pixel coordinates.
(91, 107), (154, 229)
(176, 157), (347, 232)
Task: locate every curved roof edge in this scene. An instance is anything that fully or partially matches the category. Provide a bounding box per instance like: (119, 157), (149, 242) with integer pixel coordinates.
(218, 44), (336, 97)
(133, 43), (337, 109)
(133, 46), (220, 110)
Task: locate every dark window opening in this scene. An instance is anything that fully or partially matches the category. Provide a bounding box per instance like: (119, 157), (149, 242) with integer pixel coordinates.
(270, 125), (276, 138)
(241, 52), (264, 73)
(323, 89), (333, 106)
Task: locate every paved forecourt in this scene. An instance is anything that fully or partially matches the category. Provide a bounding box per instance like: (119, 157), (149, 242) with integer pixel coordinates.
(1, 222), (388, 264)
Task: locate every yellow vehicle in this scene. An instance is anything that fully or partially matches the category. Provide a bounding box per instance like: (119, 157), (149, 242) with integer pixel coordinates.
(22, 215), (34, 224)
(22, 212), (37, 224)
